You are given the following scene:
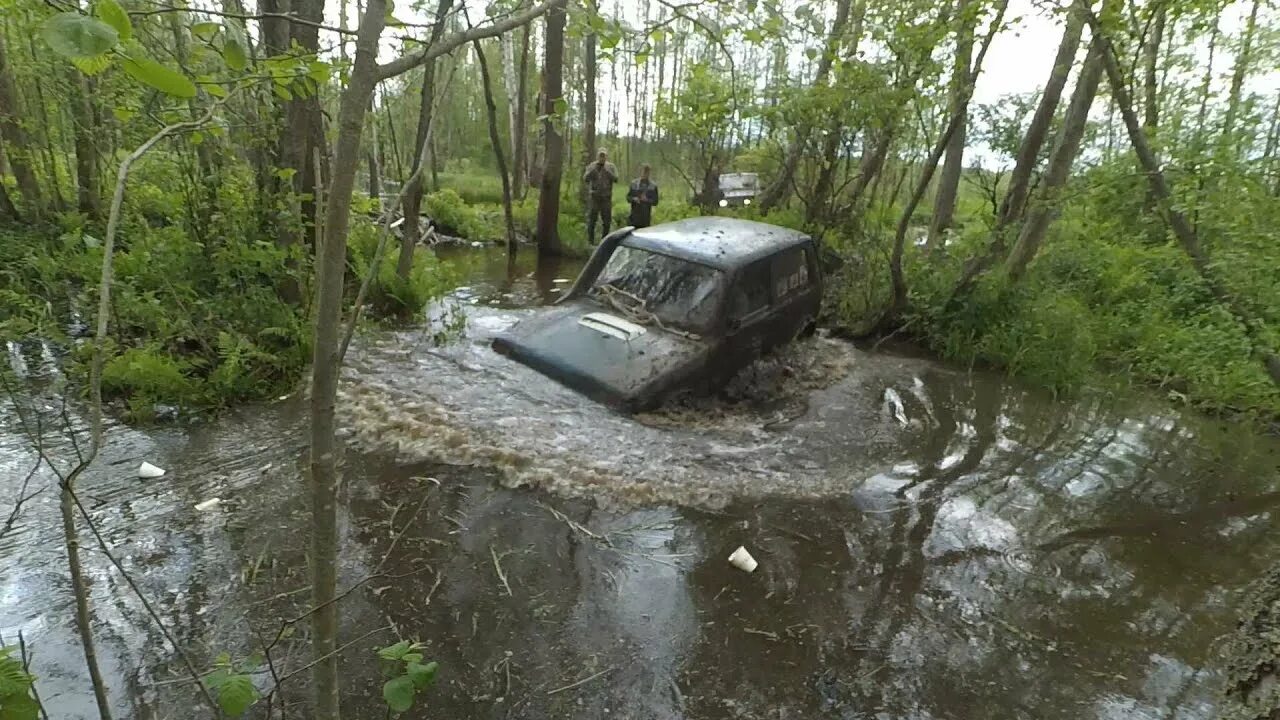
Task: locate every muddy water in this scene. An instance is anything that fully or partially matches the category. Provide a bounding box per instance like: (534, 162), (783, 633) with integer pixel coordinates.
(3, 246), (1280, 719)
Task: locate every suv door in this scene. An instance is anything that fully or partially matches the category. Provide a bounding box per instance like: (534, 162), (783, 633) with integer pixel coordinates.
(768, 243), (820, 344)
(722, 259), (773, 365)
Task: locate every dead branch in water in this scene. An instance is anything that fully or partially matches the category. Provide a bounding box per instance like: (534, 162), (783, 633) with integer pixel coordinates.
(546, 666), (616, 695)
(491, 544), (514, 596)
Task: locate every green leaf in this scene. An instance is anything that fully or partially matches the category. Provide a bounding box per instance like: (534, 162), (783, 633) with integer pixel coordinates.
(72, 53), (113, 75)
(121, 56), (197, 97)
(401, 652), (423, 664)
(406, 661), (438, 689)
(222, 21), (249, 70)
(95, 0), (132, 41)
(382, 675), (415, 713)
(202, 82), (228, 98)
(377, 641), (411, 661)
(111, 106), (135, 122)
(0, 693), (40, 720)
(307, 60), (330, 84)
(191, 21), (221, 40)
(273, 84), (293, 101)
(42, 13), (119, 59)
(213, 674), (259, 717)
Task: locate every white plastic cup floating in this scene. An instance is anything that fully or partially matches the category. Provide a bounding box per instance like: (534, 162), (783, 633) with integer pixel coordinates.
(728, 546), (758, 573)
(137, 461), (166, 479)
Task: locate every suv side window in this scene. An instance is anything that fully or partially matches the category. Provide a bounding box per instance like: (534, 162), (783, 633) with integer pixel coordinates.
(772, 246), (813, 301)
(729, 261), (772, 321)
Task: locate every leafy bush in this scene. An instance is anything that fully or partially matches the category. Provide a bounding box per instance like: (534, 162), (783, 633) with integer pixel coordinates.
(424, 188), (491, 240)
(348, 218), (456, 318)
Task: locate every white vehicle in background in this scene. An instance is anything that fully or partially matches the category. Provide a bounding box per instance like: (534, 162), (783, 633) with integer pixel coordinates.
(717, 172), (759, 208)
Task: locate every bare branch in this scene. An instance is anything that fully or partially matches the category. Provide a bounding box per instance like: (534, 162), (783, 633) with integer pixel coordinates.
(376, 0), (566, 82)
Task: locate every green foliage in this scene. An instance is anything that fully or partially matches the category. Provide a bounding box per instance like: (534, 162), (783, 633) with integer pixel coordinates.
(121, 56), (197, 98)
(42, 13), (118, 59)
(377, 641), (438, 715)
(885, 181), (1280, 415)
(203, 653), (261, 717)
(349, 218), (457, 318)
(94, 0), (132, 42)
(422, 188), (498, 240)
(0, 646), (38, 720)
(1, 159), (312, 417)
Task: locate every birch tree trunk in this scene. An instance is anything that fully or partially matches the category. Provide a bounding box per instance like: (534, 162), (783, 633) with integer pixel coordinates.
(514, 23), (531, 197)
(998, 5), (1083, 225)
(1005, 37), (1107, 281)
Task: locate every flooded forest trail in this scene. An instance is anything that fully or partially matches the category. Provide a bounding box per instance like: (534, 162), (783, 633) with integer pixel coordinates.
(3, 247), (1280, 719)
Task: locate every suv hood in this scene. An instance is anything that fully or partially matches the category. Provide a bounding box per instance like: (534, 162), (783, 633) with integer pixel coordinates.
(491, 301), (709, 411)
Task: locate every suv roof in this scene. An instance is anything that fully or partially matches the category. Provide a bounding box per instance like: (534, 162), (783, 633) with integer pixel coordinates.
(624, 217), (811, 270)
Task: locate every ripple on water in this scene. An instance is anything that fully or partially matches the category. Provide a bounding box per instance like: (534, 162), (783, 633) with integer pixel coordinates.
(337, 311), (874, 509)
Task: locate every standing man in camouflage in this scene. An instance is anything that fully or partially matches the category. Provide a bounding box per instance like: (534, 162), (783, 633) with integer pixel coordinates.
(583, 148), (618, 245)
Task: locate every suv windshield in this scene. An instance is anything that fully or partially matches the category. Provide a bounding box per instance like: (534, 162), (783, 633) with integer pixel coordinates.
(590, 245), (725, 334)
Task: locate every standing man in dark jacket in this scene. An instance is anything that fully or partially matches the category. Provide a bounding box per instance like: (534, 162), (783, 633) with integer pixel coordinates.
(626, 164), (659, 228)
(583, 148), (618, 244)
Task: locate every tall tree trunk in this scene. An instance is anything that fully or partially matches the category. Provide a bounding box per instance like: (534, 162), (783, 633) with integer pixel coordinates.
(256, 0), (303, 303)
(535, 0), (567, 256)
(513, 23), (531, 198)
(1141, 4), (1165, 137)
(308, 0), (387, 715)
(69, 70), (100, 220)
(1220, 0), (1261, 151)
(398, 0), (454, 279)
(926, 0), (976, 247)
(1005, 37), (1106, 281)
(0, 34), (43, 216)
(579, 0), (597, 207)
(998, 5), (1083, 225)
(756, 0), (855, 213)
(283, 0), (327, 248)
(474, 38), (517, 254)
(1090, 15), (1280, 386)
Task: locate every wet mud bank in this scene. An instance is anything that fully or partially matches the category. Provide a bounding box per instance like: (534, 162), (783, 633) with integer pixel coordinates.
(3, 247), (1280, 719)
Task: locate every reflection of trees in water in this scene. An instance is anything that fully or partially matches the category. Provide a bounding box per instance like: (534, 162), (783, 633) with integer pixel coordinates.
(672, 365), (1280, 718)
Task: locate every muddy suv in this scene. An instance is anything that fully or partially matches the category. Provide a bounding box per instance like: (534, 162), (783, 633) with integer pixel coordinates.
(491, 217), (822, 412)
